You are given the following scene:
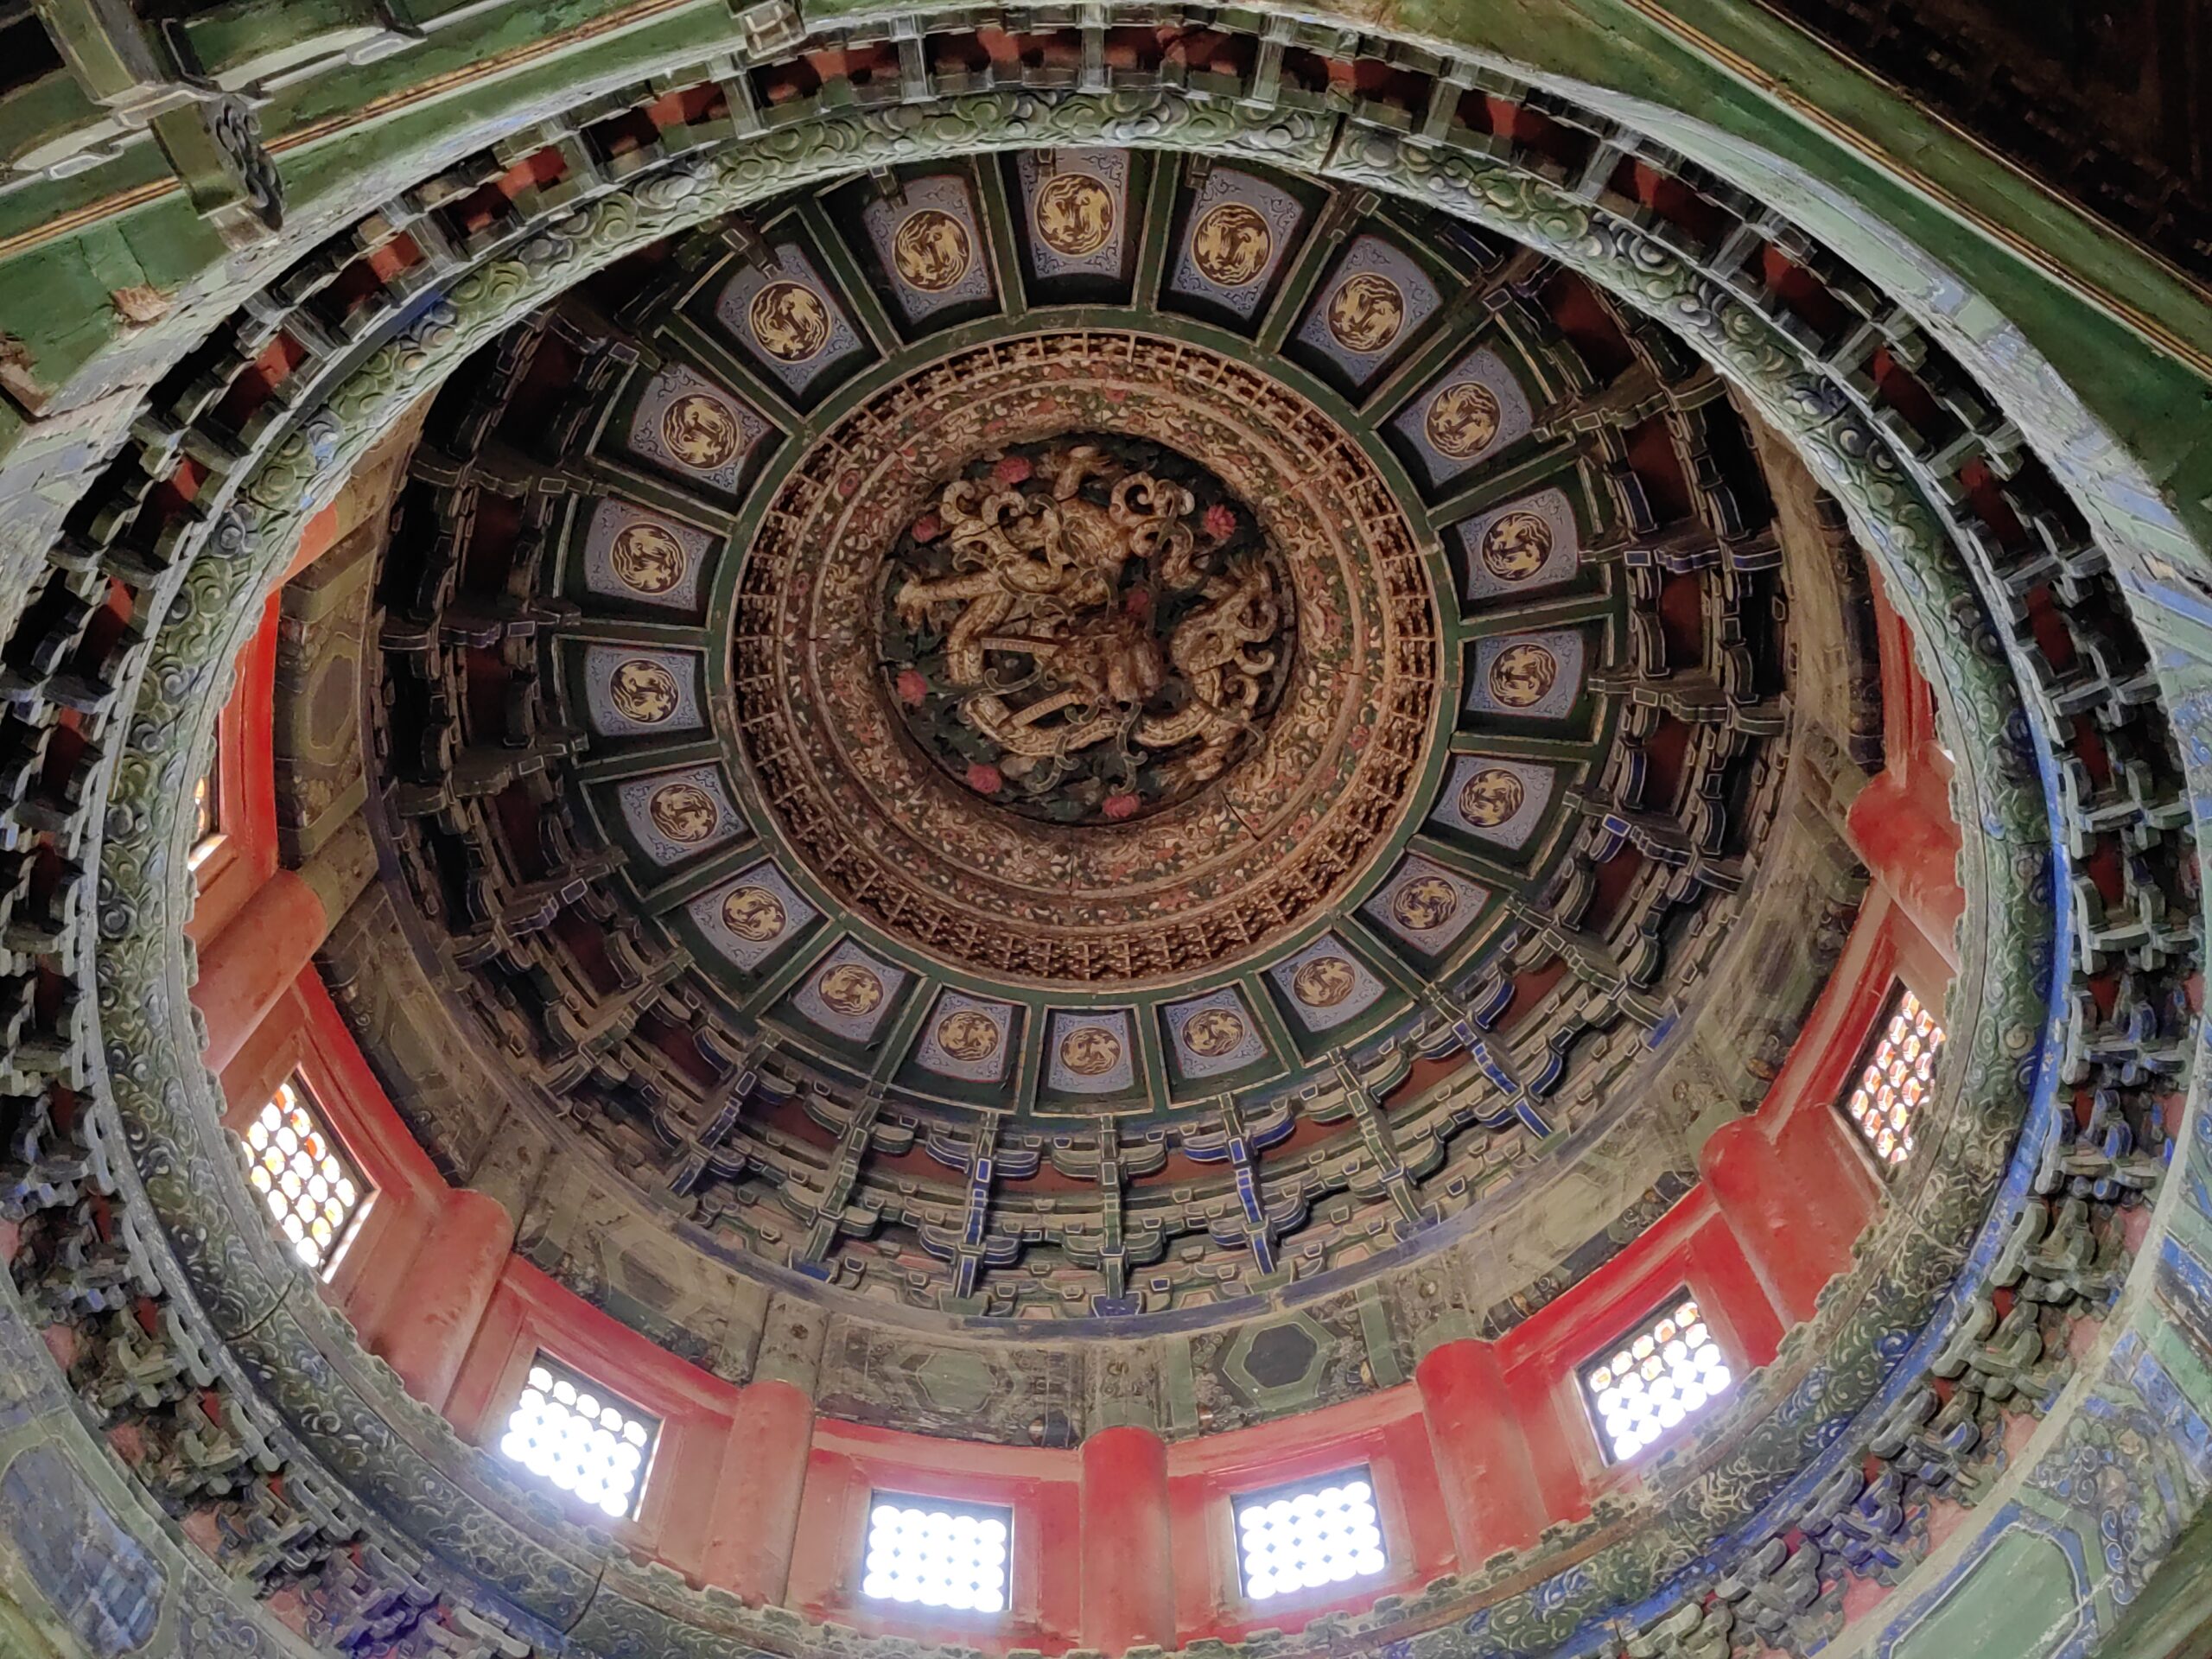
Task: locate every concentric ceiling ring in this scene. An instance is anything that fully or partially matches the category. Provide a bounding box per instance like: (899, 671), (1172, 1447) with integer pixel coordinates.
(731, 330), (1442, 986)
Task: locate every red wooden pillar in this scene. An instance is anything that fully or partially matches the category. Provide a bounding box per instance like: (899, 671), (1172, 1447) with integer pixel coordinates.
(1079, 1424), (1176, 1653)
(1700, 1102), (1882, 1325)
(1845, 768), (1963, 964)
(698, 1297), (823, 1603)
(1414, 1338), (1548, 1564)
(366, 1190), (517, 1410)
(194, 869), (329, 1074)
(195, 824), (376, 1074)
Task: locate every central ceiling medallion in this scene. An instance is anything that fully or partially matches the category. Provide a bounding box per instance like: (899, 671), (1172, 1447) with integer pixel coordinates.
(731, 331), (1443, 986)
(880, 434), (1294, 826)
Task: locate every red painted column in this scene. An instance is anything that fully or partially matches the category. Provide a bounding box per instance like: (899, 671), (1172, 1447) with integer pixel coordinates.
(1080, 1425), (1176, 1653)
(1845, 769), (1963, 965)
(1700, 1103), (1880, 1326)
(367, 1190), (517, 1410)
(698, 1298), (823, 1603)
(194, 869), (328, 1074)
(1414, 1338), (1548, 1563)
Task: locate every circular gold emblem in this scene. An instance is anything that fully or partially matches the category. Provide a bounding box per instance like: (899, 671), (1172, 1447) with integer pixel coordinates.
(1190, 202), (1273, 288)
(1291, 957), (1356, 1008)
(660, 391), (745, 472)
(1034, 173), (1116, 257)
(1182, 1007), (1247, 1058)
(817, 963), (885, 1017)
(648, 781), (719, 844)
(1326, 271), (1407, 354)
(1058, 1025), (1122, 1077)
(1390, 874), (1462, 933)
(1458, 766), (1528, 828)
(747, 280), (833, 363)
(1481, 511), (1554, 583)
(1489, 642), (1561, 709)
(721, 885), (787, 942)
(609, 659), (682, 724)
(891, 208), (972, 292)
(936, 1008), (1001, 1063)
(1425, 382), (1503, 460)
(610, 521), (688, 595)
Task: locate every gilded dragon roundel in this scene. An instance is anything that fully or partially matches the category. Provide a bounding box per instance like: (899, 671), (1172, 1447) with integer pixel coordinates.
(881, 435), (1294, 825)
(730, 332), (1442, 986)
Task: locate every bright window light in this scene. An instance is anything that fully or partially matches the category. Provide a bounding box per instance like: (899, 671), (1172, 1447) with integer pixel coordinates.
(244, 1077), (370, 1278)
(1232, 1467), (1388, 1603)
(498, 1356), (658, 1521)
(861, 1496), (1011, 1614)
(1842, 986), (1944, 1168)
(1581, 1293), (1732, 1463)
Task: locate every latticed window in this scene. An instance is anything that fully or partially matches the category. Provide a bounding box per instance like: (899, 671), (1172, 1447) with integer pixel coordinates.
(188, 750), (221, 868)
(861, 1495), (1011, 1614)
(244, 1077), (369, 1277)
(1231, 1467), (1388, 1603)
(1841, 987), (1944, 1168)
(498, 1355), (659, 1520)
(1580, 1292), (1733, 1463)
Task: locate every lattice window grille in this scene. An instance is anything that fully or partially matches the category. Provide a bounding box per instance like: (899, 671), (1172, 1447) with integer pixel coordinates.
(1842, 986), (1944, 1169)
(861, 1494), (1012, 1614)
(243, 1077), (370, 1278)
(1581, 1292), (1732, 1463)
(1231, 1466), (1389, 1603)
(498, 1355), (659, 1520)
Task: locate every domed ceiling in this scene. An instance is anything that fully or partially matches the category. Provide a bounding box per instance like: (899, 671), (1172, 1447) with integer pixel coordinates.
(314, 148), (1857, 1349)
(3, 5), (2205, 1656)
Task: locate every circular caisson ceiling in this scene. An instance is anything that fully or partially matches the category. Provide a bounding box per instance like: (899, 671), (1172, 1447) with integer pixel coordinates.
(17, 16), (2197, 1659)
(346, 149), (1836, 1331)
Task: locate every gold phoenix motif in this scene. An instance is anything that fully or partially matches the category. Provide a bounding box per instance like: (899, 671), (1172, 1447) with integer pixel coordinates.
(611, 521), (688, 594)
(1481, 511), (1554, 582)
(1190, 201), (1273, 287)
(817, 963), (886, 1017)
(1182, 1008), (1247, 1058)
(1291, 957), (1357, 1007)
(934, 1009), (1003, 1063)
(748, 280), (833, 362)
(889, 442), (1286, 800)
(1058, 1026), (1122, 1077)
(1490, 642), (1561, 709)
(721, 886), (787, 941)
(892, 208), (973, 292)
(660, 391), (745, 471)
(1390, 874), (1461, 932)
(648, 782), (719, 843)
(1458, 766), (1528, 828)
(609, 659), (682, 724)
(1034, 173), (1116, 257)
(1425, 382), (1502, 459)
(1325, 271), (1407, 353)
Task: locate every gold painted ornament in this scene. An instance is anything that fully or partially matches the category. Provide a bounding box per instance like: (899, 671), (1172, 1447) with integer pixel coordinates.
(1489, 643), (1560, 709)
(661, 391), (745, 470)
(748, 280), (833, 362)
(722, 886), (788, 941)
(1325, 271), (1407, 353)
(609, 659), (682, 724)
(1058, 1025), (1123, 1077)
(1424, 382), (1502, 459)
(1189, 202), (1273, 287)
(649, 782), (720, 843)
(1034, 172), (1116, 257)
(1458, 766), (1527, 828)
(1480, 511), (1554, 582)
(610, 521), (689, 594)
(892, 208), (974, 292)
